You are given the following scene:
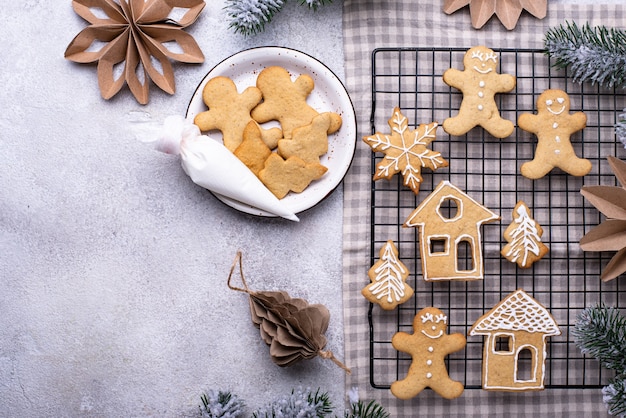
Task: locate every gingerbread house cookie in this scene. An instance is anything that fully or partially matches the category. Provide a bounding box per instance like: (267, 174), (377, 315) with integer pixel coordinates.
(469, 289), (561, 391)
(404, 180), (500, 281)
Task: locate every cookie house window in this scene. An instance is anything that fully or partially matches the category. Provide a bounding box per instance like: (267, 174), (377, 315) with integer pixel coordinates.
(456, 238), (474, 272)
(436, 196), (462, 222)
(493, 333), (513, 354)
(515, 347), (536, 382)
(429, 236), (449, 255)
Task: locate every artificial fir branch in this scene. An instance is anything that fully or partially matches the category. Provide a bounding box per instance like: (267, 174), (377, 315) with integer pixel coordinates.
(604, 376), (626, 418)
(344, 400), (390, 418)
(224, 0), (285, 36)
(224, 0), (332, 35)
(544, 22), (626, 89)
(252, 387), (333, 418)
(573, 305), (626, 417)
(200, 390), (245, 418)
(299, 0), (333, 11)
(573, 305), (626, 372)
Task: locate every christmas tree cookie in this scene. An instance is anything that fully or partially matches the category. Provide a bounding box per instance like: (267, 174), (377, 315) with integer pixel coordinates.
(501, 201), (549, 268)
(362, 240), (413, 310)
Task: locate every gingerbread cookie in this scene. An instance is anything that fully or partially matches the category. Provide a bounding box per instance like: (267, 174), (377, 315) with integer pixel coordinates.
(251, 66), (341, 140)
(234, 121), (272, 176)
(519, 89), (592, 179)
(404, 180), (500, 281)
(469, 289), (561, 391)
(501, 201), (549, 268)
(443, 46), (516, 138)
(391, 307), (466, 400)
(278, 112), (342, 164)
(258, 153), (327, 199)
(362, 240), (413, 311)
(193, 76), (282, 151)
(363, 107), (447, 195)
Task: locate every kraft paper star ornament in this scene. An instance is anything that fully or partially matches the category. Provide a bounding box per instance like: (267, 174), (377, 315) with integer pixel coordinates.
(580, 156), (626, 282)
(443, 0), (547, 30)
(65, 0), (205, 104)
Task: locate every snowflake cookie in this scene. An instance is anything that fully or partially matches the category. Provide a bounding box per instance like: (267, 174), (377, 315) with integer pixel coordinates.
(363, 107), (448, 195)
(501, 201), (549, 268)
(362, 240), (413, 310)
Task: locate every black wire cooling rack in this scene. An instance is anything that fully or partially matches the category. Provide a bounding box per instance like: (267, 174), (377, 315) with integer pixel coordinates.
(367, 47), (626, 390)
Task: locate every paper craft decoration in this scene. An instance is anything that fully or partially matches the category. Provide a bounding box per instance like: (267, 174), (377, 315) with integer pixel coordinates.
(146, 115), (298, 221)
(64, 0), (205, 105)
(580, 156), (626, 281)
(227, 252), (350, 373)
(469, 289), (561, 391)
(362, 240), (413, 310)
(391, 307), (466, 400)
(501, 201), (549, 268)
(363, 107), (448, 195)
(443, 0), (547, 30)
(404, 180), (500, 281)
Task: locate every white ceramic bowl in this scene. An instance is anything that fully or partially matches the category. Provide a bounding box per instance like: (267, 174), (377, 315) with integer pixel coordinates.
(186, 46), (357, 218)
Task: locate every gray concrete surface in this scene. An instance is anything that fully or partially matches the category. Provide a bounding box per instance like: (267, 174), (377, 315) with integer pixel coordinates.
(0, 1), (346, 416)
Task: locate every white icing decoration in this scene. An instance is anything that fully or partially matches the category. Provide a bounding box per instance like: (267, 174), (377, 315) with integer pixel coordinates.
(555, 136), (561, 142)
(503, 204), (544, 268)
(479, 81), (485, 88)
(368, 241), (408, 303)
(553, 122), (558, 129)
(427, 235), (450, 256)
(426, 360), (432, 366)
(478, 91), (484, 98)
(555, 150), (561, 154)
(426, 373), (433, 379)
(435, 314), (447, 324)
(428, 346), (434, 352)
(367, 111), (444, 192)
(421, 330), (443, 339)
(547, 104), (565, 115)
(421, 312), (434, 323)
(469, 289), (561, 391)
(557, 97), (565, 104)
(469, 289), (560, 335)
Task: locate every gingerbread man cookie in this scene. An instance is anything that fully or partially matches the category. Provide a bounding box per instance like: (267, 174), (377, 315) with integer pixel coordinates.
(391, 307), (466, 400)
(443, 46), (516, 138)
(193, 76), (282, 152)
(519, 89), (592, 179)
(251, 66), (341, 139)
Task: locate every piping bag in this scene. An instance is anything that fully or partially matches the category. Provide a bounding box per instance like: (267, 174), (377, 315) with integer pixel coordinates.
(144, 115), (299, 222)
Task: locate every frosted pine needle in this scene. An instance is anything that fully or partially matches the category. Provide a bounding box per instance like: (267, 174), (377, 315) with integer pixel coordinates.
(224, 0), (285, 35)
(544, 22), (626, 88)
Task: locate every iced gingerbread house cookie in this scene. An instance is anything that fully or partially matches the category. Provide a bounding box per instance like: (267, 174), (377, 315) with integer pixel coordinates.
(404, 180), (500, 281)
(469, 289), (561, 391)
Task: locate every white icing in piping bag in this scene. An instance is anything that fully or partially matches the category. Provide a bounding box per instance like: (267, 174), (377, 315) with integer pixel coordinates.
(151, 115), (299, 222)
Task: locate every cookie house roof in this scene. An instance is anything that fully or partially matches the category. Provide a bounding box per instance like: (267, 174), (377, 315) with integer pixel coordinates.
(469, 289), (561, 336)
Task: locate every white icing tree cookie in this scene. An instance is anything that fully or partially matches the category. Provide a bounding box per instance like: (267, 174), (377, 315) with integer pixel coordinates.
(501, 201), (549, 268)
(362, 240), (413, 310)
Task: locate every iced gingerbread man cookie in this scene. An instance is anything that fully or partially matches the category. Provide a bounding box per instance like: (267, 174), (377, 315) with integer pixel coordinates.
(443, 46), (516, 138)
(391, 307), (466, 400)
(519, 89), (592, 179)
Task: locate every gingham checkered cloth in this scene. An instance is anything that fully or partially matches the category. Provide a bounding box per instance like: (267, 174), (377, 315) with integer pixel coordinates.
(341, 2), (626, 416)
